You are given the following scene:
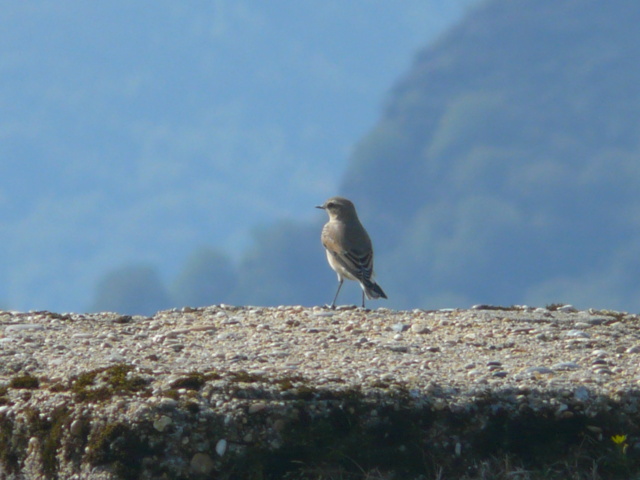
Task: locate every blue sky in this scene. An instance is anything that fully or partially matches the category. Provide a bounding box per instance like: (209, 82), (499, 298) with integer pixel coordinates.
(0, 1), (477, 311)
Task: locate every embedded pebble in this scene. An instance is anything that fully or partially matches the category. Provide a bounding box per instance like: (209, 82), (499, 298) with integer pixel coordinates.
(524, 366), (554, 375)
(558, 305), (578, 313)
(553, 362), (580, 370)
(216, 438), (228, 456)
(248, 403), (268, 414)
(574, 387), (590, 402)
(71, 333), (93, 339)
(190, 453), (215, 475)
(391, 323), (410, 333)
(411, 324), (431, 334)
(573, 322), (592, 329)
(4, 324), (45, 333)
(69, 419), (84, 436)
(565, 330), (590, 338)
(153, 415), (173, 432)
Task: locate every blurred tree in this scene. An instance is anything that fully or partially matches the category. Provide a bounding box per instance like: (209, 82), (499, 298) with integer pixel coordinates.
(232, 220), (332, 307)
(171, 247), (237, 307)
(90, 264), (172, 315)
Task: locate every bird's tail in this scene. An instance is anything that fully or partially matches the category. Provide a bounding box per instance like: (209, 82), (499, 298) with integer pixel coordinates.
(363, 280), (387, 300)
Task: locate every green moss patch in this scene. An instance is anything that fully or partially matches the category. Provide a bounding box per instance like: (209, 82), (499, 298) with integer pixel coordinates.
(169, 371), (221, 391)
(71, 364), (150, 402)
(86, 422), (162, 480)
(9, 374), (40, 389)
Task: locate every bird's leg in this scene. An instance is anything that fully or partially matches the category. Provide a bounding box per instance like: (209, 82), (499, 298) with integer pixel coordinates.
(330, 279), (344, 309)
(361, 290), (366, 309)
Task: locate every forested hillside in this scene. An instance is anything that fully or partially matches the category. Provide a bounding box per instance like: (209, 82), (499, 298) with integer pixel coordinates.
(341, 0), (640, 310)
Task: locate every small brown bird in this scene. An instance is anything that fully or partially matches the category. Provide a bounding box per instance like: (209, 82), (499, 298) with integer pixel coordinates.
(316, 196), (387, 308)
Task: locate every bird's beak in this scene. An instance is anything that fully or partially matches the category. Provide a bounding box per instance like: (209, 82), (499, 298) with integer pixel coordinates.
(315, 204), (325, 210)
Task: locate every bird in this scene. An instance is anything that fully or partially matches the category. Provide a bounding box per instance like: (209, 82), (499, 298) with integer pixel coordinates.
(316, 196), (387, 309)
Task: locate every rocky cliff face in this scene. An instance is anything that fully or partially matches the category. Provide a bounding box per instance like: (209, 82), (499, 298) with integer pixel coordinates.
(1, 305), (639, 479)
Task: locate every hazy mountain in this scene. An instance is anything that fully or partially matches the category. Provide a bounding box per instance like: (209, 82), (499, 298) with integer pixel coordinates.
(0, 1), (475, 312)
(343, 0), (640, 310)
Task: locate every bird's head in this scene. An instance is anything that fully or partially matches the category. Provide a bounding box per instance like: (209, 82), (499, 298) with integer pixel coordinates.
(316, 196), (357, 220)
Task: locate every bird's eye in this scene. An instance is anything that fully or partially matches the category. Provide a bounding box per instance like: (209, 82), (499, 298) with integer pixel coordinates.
(327, 202), (335, 208)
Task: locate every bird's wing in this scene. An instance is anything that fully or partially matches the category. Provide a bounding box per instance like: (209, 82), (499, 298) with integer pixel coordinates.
(322, 223), (374, 283)
(341, 249), (374, 283)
